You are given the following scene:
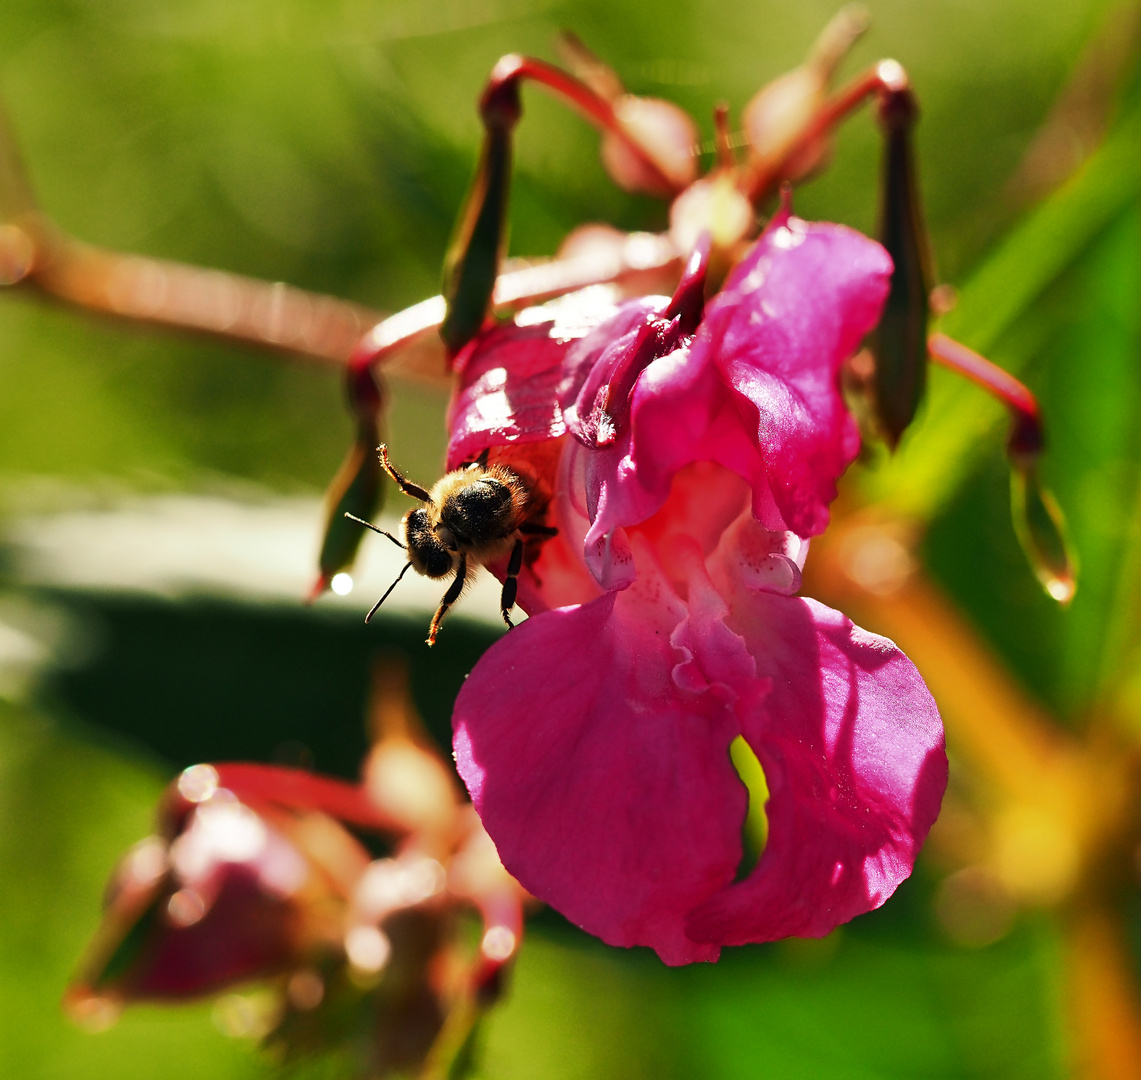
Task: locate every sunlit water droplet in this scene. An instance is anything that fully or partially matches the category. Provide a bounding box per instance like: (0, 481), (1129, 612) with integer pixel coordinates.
(345, 925), (391, 974)
(177, 763), (219, 803)
(481, 925), (517, 962)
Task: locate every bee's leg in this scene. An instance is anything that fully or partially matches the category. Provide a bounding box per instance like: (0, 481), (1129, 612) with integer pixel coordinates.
(427, 554), (468, 646)
(378, 444), (432, 503)
(518, 521), (558, 538)
(500, 539), (524, 629)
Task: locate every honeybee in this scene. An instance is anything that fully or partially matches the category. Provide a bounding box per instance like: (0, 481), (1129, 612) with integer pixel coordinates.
(346, 445), (556, 645)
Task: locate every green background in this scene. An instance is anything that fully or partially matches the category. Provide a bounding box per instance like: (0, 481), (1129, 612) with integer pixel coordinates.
(2, 0), (1139, 1075)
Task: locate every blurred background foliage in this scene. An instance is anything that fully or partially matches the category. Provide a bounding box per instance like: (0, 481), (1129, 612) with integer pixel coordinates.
(1, 0), (1139, 1076)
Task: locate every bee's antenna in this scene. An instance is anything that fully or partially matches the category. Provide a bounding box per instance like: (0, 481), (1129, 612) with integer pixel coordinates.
(344, 512), (406, 551)
(365, 561), (413, 624)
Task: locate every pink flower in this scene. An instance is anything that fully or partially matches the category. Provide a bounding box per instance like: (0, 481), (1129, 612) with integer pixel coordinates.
(447, 209), (947, 965)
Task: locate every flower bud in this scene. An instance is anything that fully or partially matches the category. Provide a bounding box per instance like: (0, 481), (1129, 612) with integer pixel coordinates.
(600, 95), (699, 198)
(313, 425), (383, 598)
(668, 171), (754, 269)
(441, 117), (515, 355)
(67, 779), (366, 1013)
(743, 4), (867, 183)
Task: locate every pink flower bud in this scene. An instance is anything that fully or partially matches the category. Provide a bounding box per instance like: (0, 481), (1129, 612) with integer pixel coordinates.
(600, 96), (700, 197)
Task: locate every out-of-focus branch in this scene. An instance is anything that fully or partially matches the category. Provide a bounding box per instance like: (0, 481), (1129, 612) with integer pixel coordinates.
(1006, 0), (1141, 209)
(1065, 905), (1141, 1080)
(2, 213), (680, 388)
(2, 214), (385, 365)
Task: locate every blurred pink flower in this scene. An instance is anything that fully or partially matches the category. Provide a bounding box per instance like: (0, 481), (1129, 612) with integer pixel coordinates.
(447, 208), (947, 964)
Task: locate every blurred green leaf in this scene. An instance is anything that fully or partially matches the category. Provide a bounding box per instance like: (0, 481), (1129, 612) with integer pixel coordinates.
(1043, 201), (1141, 709)
(476, 922), (1065, 1080)
(919, 198), (1141, 715)
(0, 701), (271, 1080)
(863, 101), (1141, 521)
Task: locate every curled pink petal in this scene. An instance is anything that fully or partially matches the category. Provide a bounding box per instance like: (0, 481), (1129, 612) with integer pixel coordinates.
(558, 296), (668, 445)
(686, 592), (946, 945)
(453, 584), (745, 966)
(702, 211), (893, 536)
(579, 349), (773, 577)
(565, 212), (890, 564)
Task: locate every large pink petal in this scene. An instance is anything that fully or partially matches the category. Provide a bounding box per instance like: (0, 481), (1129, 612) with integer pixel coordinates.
(686, 591), (946, 945)
(453, 583), (745, 965)
(699, 213), (893, 536)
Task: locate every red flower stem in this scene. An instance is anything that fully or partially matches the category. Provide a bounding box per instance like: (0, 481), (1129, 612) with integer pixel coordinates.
(713, 101), (736, 169)
(472, 888), (525, 996)
(744, 59), (913, 205)
(0, 98), (383, 364)
(480, 54), (678, 197)
(212, 763), (403, 833)
(347, 235), (682, 377)
(928, 331), (1044, 461)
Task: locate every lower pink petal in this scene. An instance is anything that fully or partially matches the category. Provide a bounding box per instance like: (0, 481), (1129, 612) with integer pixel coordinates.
(686, 593), (946, 945)
(453, 588), (745, 965)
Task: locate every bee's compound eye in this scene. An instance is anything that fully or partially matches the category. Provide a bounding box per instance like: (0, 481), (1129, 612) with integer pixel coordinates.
(423, 548), (453, 578)
(404, 509), (453, 578)
(435, 525), (457, 551)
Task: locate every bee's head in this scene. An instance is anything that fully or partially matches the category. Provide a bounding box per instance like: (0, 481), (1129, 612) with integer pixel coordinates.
(403, 507), (455, 578)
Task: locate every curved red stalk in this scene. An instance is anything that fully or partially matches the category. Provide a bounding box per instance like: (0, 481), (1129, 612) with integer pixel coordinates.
(211, 763), (402, 833)
(928, 331), (1043, 460)
(480, 55), (678, 196)
(744, 60), (914, 204)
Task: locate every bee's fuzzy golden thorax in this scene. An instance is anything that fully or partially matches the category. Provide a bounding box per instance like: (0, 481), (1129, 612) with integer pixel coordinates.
(403, 463), (530, 577)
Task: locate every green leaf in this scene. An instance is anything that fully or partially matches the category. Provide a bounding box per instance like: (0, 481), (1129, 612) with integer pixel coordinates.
(1043, 202), (1141, 709)
(863, 103), (1141, 521)
(0, 701), (271, 1080)
(918, 199), (1141, 715)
